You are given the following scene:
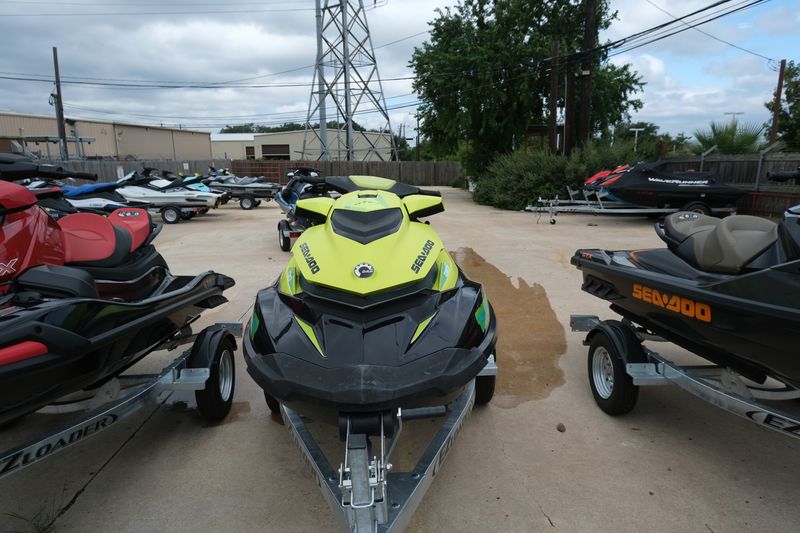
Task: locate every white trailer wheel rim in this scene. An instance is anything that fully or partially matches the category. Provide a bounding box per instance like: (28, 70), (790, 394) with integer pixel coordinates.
(592, 347), (615, 399)
(164, 209), (178, 223)
(218, 349), (234, 402)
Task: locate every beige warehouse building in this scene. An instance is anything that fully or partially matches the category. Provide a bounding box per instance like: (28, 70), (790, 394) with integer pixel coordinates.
(0, 112), (211, 160)
(211, 129), (393, 161)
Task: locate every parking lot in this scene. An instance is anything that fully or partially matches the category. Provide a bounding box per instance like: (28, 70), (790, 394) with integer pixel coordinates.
(1, 187), (798, 532)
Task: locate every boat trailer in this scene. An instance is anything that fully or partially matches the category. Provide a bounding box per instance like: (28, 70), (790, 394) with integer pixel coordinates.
(527, 187), (735, 224)
(283, 356), (497, 532)
(0, 322), (242, 480)
(570, 315), (800, 440)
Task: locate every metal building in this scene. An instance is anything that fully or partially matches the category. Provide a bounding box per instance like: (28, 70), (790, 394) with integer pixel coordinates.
(211, 129), (392, 161)
(0, 112), (212, 160)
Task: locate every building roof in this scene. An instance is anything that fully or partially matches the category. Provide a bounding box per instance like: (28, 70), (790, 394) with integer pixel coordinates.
(210, 133), (255, 142)
(0, 111), (209, 135)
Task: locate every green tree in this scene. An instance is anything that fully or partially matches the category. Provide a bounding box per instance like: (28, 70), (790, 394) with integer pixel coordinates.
(693, 119), (763, 154)
(410, 0), (643, 174)
(765, 60), (800, 150)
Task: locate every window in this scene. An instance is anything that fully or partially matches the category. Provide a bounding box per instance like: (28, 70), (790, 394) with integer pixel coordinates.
(245, 146), (255, 160)
(261, 144), (290, 160)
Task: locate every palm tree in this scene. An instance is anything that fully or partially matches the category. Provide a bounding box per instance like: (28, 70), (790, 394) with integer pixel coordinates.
(693, 119), (763, 154)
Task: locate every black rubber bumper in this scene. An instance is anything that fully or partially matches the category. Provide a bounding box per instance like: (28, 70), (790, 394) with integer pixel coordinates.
(243, 310), (496, 413)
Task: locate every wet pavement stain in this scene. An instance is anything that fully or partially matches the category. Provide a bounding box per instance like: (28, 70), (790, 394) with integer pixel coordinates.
(452, 248), (566, 408)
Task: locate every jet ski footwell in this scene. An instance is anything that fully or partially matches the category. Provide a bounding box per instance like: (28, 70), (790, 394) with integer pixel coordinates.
(570, 314), (800, 441)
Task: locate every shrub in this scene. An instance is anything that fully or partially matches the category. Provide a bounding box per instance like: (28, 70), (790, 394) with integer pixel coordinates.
(473, 140), (639, 210)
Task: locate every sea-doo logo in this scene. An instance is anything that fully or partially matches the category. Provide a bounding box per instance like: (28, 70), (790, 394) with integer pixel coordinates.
(299, 243), (320, 274)
(411, 240), (435, 273)
(0, 414), (118, 476)
(0, 259), (18, 276)
(632, 283), (711, 323)
(354, 263), (374, 278)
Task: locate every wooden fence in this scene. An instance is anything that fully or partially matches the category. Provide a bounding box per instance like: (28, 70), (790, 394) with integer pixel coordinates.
(660, 153), (800, 216)
(53, 159), (231, 181)
(230, 160), (462, 186)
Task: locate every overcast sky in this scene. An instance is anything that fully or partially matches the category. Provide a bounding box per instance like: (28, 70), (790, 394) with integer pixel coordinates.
(0, 0), (796, 141)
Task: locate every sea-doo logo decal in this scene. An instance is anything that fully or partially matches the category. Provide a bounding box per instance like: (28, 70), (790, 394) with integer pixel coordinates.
(0, 259), (18, 276)
(299, 243), (320, 274)
(411, 240), (435, 273)
(354, 263), (374, 278)
(632, 283), (711, 323)
(746, 411), (800, 436)
(0, 414), (118, 476)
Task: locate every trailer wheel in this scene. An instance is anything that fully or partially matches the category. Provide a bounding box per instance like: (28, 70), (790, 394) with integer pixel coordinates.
(588, 332), (639, 415)
(278, 220), (291, 251)
(161, 206), (181, 224)
(264, 392), (281, 414)
(682, 201), (711, 216)
(240, 196), (255, 210)
(475, 375), (496, 405)
(190, 333), (236, 421)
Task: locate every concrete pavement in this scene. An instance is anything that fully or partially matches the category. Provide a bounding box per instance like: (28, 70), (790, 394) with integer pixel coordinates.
(1, 188), (798, 532)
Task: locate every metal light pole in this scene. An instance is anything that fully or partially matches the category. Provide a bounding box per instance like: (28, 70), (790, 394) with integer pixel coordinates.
(630, 127), (644, 153)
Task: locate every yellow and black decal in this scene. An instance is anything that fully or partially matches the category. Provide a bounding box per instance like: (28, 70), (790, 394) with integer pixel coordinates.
(632, 283), (711, 323)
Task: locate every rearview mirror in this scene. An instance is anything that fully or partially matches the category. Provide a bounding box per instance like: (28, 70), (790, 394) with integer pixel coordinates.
(295, 197), (335, 225)
(403, 194), (444, 220)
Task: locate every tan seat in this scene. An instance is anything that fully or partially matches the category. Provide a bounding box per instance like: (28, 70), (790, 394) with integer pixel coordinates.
(680, 214), (778, 273)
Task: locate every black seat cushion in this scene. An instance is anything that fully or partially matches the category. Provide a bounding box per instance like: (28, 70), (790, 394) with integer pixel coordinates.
(330, 207), (403, 244)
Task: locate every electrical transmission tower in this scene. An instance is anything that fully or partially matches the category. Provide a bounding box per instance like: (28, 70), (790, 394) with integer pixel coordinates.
(302, 0), (396, 161)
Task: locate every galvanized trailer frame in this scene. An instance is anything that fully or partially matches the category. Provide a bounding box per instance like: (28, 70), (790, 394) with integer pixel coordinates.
(571, 315), (800, 440)
(282, 356), (498, 532)
(0, 322), (242, 480)
(527, 187), (735, 224)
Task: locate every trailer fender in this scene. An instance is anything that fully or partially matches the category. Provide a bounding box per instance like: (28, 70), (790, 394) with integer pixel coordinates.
(583, 320), (646, 364)
(190, 325), (238, 367)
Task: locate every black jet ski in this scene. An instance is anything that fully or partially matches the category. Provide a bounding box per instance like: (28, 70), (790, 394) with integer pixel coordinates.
(600, 161), (747, 213)
(204, 167), (281, 210)
(572, 211), (800, 389)
(244, 175), (497, 424)
(0, 180), (235, 426)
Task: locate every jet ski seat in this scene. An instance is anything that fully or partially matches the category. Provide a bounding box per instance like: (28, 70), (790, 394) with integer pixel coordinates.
(58, 208), (152, 267)
(664, 212), (778, 274)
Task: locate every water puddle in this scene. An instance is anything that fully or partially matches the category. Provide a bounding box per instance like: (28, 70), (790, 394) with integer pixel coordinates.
(452, 248), (566, 408)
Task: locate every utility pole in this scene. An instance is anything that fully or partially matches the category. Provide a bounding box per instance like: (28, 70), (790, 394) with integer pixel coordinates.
(769, 59), (786, 143)
(577, 0), (597, 147)
(52, 46), (68, 160)
(415, 115), (420, 161)
(548, 40), (559, 153)
(564, 68), (576, 155)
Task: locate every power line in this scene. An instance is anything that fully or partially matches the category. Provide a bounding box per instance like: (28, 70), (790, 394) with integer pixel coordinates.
(0, 0), (387, 16)
(642, 0), (776, 67)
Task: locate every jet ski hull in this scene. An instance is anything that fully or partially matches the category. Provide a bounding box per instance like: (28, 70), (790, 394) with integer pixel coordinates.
(572, 249), (800, 388)
(0, 271), (234, 425)
(243, 275), (496, 422)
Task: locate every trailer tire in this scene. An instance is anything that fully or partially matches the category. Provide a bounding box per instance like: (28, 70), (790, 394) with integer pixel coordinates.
(264, 392), (281, 414)
(682, 201), (711, 216)
(240, 196), (255, 210)
(588, 332), (639, 415)
(278, 220), (291, 251)
(190, 330), (236, 421)
(161, 206), (181, 224)
(475, 375), (496, 405)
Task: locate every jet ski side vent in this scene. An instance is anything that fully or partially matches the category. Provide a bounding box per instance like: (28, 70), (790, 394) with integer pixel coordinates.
(581, 275), (622, 301)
